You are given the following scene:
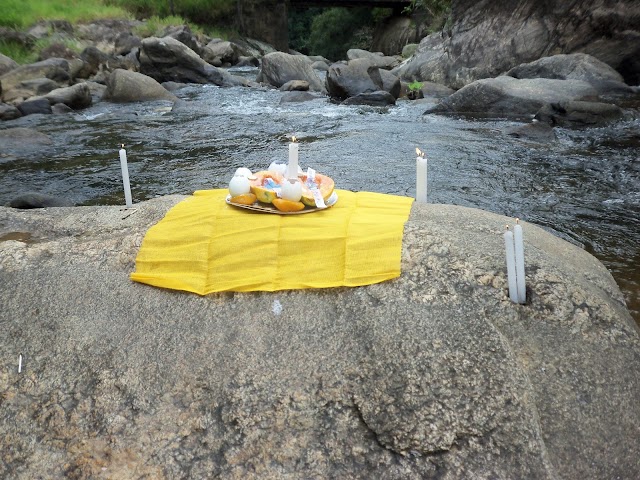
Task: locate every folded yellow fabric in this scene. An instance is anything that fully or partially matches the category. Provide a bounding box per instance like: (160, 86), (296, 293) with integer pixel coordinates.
(131, 189), (413, 294)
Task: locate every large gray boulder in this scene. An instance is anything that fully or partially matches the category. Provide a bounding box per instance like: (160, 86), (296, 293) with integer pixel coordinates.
(0, 197), (638, 479)
(0, 58), (70, 93)
(42, 83), (92, 110)
(201, 39), (238, 67)
(534, 100), (625, 127)
(0, 52), (18, 76)
(394, 0), (640, 88)
(346, 49), (401, 69)
(426, 76), (599, 117)
(102, 69), (178, 103)
(0, 102), (21, 121)
(341, 90), (396, 107)
(507, 53), (633, 95)
(326, 59), (384, 100)
(139, 36), (242, 86)
(257, 52), (326, 92)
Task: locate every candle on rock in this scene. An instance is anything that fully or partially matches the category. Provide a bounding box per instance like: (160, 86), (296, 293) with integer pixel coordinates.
(415, 148), (427, 203)
(504, 225), (519, 304)
(287, 136), (299, 179)
(514, 219), (526, 303)
(119, 144), (133, 207)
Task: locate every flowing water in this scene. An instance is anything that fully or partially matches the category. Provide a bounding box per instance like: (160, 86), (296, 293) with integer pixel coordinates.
(1, 69), (639, 325)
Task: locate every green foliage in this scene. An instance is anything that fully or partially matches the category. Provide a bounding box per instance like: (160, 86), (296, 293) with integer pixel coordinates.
(0, 41), (38, 64)
(303, 7), (382, 61)
(0, 0), (129, 29)
(407, 81), (424, 92)
(107, 0), (235, 27)
(404, 0), (451, 33)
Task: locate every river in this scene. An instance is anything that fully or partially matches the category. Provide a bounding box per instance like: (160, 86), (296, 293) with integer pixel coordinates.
(1, 69), (639, 324)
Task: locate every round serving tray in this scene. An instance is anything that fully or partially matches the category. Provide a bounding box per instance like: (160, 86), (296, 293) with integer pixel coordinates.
(226, 192), (338, 215)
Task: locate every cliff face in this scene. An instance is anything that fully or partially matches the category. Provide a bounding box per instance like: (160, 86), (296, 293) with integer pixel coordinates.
(397, 0), (640, 88)
(236, 0), (289, 52)
(1, 197), (639, 478)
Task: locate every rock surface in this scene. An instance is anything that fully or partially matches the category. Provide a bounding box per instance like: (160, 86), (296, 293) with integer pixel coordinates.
(103, 69), (178, 103)
(0, 197), (638, 479)
(426, 76), (599, 118)
(395, 0), (640, 88)
(326, 59), (384, 100)
(257, 52), (326, 92)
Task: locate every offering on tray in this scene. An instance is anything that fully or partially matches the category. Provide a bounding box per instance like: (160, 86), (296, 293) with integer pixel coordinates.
(227, 166), (336, 214)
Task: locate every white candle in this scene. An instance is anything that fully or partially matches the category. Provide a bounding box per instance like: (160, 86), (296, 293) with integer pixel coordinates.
(514, 219), (526, 303)
(119, 144), (132, 207)
(415, 148), (427, 203)
(504, 226), (519, 303)
(18, 354), (22, 373)
(287, 136), (299, 179)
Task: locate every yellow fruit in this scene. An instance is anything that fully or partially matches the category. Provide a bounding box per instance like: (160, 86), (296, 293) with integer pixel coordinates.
(299, 173), (335, 207)
(250, 171), (284, 204)
(230, 193), (257, 205)
(272, 198), (306, 212)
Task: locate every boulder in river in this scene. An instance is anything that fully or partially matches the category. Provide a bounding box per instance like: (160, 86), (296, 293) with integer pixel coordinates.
(114, 32), (142, 56)
(534, 100), (625, 128)
(42, 83), (92, 110)
(0, 198), (637, 478)
(102, 69), (178, 103)
(426, 76), (599, 118)
(346, 48), (401, 69)
(7, 192), (74, 208)
(201, 40), (238, 67)
(341, 90), (396, 107)
(507, 53), (634, 95)
(326, 58), (384, 100)
(17, 97), (52, 116)
(0, 58), (70, 92)
(139, 36), (242, 87)
(257, 52), (326, 93)
(0, 102), (21, 121)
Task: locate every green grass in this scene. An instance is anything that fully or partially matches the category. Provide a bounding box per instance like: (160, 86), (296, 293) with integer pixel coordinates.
(0, 41), (38, 64)
(133, 15), (204, 38)
(0, 0), (131, 29)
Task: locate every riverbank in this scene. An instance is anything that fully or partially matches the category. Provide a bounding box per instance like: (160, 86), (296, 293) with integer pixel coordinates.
(1, 196), (638, 478)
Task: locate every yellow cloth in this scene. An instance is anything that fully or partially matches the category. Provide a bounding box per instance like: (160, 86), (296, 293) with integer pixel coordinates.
(130, 189), (413, 294)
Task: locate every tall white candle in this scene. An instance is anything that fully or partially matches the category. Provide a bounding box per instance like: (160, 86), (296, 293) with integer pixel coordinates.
(514, 219), (526, 303)
(119, 144), (132, 207)
(415, 148), (427, 203)
(504, 226), (519, 303)
(287, 136), (299, 179)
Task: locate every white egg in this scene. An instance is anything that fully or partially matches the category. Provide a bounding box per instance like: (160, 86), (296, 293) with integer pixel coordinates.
(268, 161), (287, 176)
(234, 167), (252, 178)
(281, 178), (302, 202)
(228, 175), (251, 197)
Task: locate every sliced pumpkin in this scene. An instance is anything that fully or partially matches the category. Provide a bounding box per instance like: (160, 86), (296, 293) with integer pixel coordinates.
(249, 171), (285, 204)
(230, 193), (257, 205)
(272, 198), (306, 212)
(299, 173), (335, 207)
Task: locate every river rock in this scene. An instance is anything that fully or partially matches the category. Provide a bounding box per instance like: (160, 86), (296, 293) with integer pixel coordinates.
(0, 53), (18, 76)
(279, 91), (321, 103)
(114, 32), (142, 56)
(346, 48), (400, 69)
(162, 24), (203, 56)
(17, 98), (52, 116)
(311, 61), (329, 72)
(38, 43), (80, 62)
(534, 100), (625, 128)
(103, 69), (178, 103)
(394, 0), (640, 88)
(17, 78), (59, 97)
(507, 53), (634, 95)
(231, 37), (277, 59)
(0, 58), (70, 93)
(139, 36), (241, 86)
(426, 76), (599, 118)
(7, 192), (74, 208)
(41, 83), (92, 110)
(0, 198), (637, 479)
(75, 46), (111, 79)
(0, 102), (21, 121)
(0, 127), (52, 147)
(506, 121), (557, 142)
(326, 58), (384, 100)
(201, 40), (238, 67)
(380, 69), (401, 99)
(341, 90), (396, 107)
(279, 80), (309, 91)
(257, 52), (326, 92)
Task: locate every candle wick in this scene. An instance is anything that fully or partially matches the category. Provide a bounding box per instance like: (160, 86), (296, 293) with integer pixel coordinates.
(515, 218), (520, 224)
